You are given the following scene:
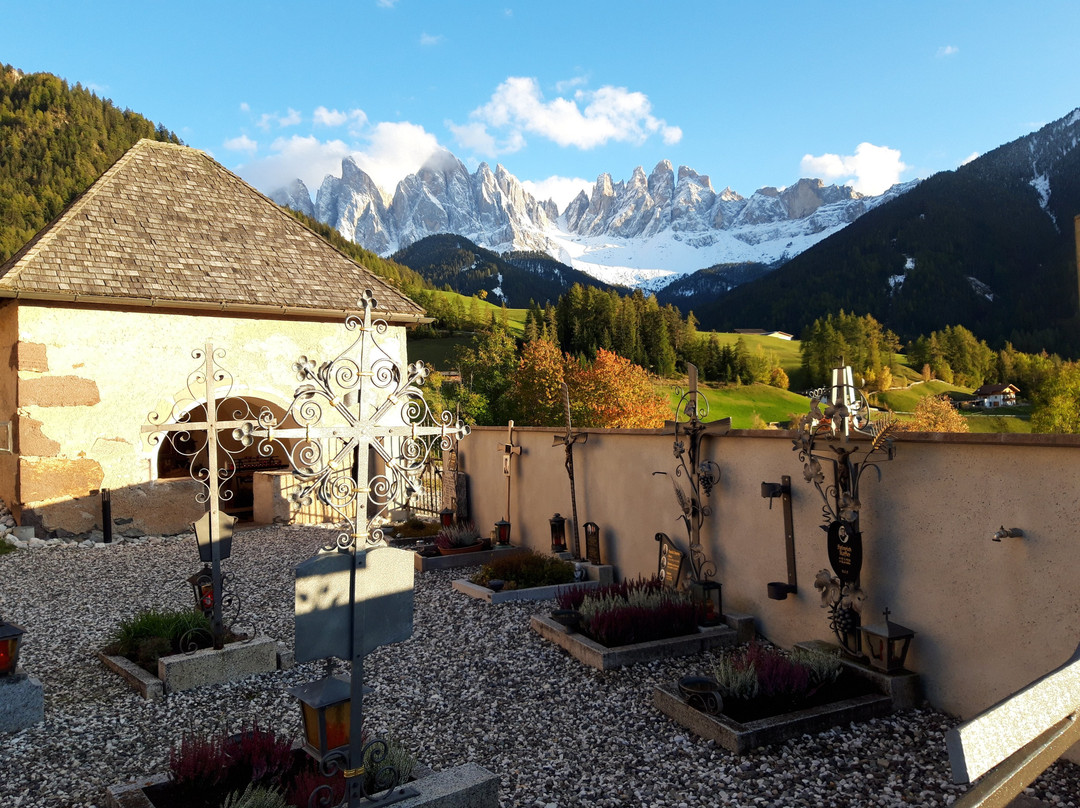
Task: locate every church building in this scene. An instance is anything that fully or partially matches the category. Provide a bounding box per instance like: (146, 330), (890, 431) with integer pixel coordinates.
(0, 139), (427, 538)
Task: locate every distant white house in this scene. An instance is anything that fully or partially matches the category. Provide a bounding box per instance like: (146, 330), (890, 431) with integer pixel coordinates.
(734, 329), (794, 341)
(971, 383), (1020, 408)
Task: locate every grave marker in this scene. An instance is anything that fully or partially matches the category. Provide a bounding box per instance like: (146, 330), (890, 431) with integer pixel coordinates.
(946, 641), (1080, 807)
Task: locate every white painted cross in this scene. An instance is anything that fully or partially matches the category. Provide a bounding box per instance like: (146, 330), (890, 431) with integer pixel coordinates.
(946, 641), (1080, 807)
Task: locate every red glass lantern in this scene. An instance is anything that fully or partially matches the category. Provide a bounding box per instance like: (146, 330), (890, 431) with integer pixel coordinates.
(494, 519), (511, 545)
(690, 580), (723, 627)
(549, 513), (567, 554)
(439, 507), (455, 528)
(187, 565), (215, 617)
(0, 618), (26, 677)
(287, 674), (353, 761)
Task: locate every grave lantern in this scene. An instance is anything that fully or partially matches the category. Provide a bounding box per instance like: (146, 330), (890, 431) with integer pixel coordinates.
(187, 565), (215, 617)
(439, 507), (455, 528)
(0, 617), (26, 677)
(860, 609), (915, 673)
(287, 673), (353, 761)
(494, 518), (511, 546)
(549, 513), (567, 554)
(690, 580), (723, 626)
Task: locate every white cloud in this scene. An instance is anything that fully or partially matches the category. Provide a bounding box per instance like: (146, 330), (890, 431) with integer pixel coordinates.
(223, 134), (258, 154)
(257, 109), (303, 130)
(420, 32), (444, 46)
(376, 0), (398, 6)
(521, 175), (592, 211)
(314, 106), (347, 127)
(234, 121), (443, 198)
(800, 142), (909, 195)
(239, 102), (250, 113)
(960, 151), (980, 166)
(937, 45), (959, 57)
(452, 76), (682, 156)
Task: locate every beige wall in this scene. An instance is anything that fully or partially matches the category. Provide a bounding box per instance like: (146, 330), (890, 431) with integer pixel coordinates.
(12, 301), (408, 537)
(0, 301), (18, 511)
(461, 425), (1080, 757)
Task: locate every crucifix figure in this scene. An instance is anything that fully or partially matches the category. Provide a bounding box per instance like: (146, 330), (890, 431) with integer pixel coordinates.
(254, 290), (469, 807)
(552, 382), (587, 558)
(497, 420), (521, 534)
(143, 344), (254, 649)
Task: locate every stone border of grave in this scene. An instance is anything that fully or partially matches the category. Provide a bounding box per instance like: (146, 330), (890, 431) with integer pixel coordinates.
(451, 560), (615, 603)
(105, 762), (500, 808)
(530, 612), (753, 670)
(97, 636), (287, 701)
(414, 544), (529, 573)
(652, 639), (922, 754)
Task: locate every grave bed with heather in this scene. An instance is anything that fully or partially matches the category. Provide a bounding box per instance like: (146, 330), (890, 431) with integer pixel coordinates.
(553, 576), (699, 646)
(708, 642), (876, 722)
(144, 724), (415, 808)
(102, 608), (235, 674)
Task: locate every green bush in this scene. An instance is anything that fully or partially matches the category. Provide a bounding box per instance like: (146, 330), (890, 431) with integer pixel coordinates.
(471, 549), (575, 589)
(104, 607), (215, 672)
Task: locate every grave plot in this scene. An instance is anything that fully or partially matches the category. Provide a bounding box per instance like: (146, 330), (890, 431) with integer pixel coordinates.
(452, 547), (613, 603)
(653, 639), (919, 753)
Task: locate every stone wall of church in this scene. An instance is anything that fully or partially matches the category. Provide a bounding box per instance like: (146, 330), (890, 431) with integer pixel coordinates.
(0, 301), (18, 511)
(12, 301), (409, 538)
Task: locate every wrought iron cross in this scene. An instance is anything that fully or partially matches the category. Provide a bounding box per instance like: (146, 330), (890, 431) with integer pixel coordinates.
(143, 344), (255, 648)
(552, 382), (587, 558)
(497, 420), (521, 526)
(253, 290), (469, 808)
(654, 363), (729, 582)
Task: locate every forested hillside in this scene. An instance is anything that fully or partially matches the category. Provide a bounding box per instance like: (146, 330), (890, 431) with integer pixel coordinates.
(696, 115), (1080, 356)
(0, 64), (179, 262)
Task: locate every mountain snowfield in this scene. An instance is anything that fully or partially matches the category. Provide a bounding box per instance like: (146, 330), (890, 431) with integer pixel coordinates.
(270, 151), (916, 292)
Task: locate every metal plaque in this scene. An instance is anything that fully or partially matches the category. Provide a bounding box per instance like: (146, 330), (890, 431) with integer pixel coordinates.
(294, 546), (414, 663)
(656, 533), (684, 588)
(827, 520), (862, 583)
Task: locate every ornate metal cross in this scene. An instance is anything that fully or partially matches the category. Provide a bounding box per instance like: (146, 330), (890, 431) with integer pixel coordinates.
(497, 419), (521, 527)
(253, 290), (469, 807)
(143, 344), (255, 648)
(552, 382), (587, 558)
(653, 363), (729, 582)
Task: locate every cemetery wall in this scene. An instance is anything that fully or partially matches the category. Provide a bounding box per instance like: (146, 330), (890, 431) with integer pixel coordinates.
(461, 425), (1080, 761)
(9, 301), (408, 537)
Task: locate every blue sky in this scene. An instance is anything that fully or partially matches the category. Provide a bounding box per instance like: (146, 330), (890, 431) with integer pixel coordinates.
(4, 1), (1080, 210)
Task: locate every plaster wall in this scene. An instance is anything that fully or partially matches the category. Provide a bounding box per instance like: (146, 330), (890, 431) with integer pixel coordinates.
(12, 301), (408, 537)
(0, 301), (18, 510)
(461, 425), (1080, 760)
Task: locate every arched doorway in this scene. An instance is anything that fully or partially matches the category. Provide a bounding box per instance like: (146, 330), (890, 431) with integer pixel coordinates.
(154, 396), (295, 523)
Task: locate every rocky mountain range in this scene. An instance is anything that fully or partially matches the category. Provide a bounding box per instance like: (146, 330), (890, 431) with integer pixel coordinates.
(270, 152), (914, 290)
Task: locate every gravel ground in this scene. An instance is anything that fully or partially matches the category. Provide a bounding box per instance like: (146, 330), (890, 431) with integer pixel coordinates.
(1, 525), (1078, 808)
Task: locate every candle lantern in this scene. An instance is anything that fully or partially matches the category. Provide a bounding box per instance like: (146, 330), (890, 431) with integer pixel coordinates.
(549, 513), (567, 554)
(690, 580), (723, 627)
(439, 507), (455, 528)
(287, 674), (353, 761)
(0, 617), (27, 677)
(187, 565), (215, 617)
(494, 518), (511, 545)
(860, 609), (915, 673)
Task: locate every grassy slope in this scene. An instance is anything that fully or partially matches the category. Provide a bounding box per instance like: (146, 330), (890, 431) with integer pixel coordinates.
(662, 382), (810, 429)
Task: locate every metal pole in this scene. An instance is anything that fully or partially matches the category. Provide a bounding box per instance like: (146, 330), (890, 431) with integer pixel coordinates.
(101, 488), (112, 544)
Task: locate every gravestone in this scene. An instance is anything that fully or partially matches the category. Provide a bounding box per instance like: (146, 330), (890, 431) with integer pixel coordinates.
(656, 532), (684, 588)
(294, 546), (414, 664)
(946, 640), (1080, 807)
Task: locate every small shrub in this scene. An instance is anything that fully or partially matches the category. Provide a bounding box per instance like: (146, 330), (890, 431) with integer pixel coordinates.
(105, 607), (215, 671)
(170, 729), (230, 788)
(0, 540), (17, 556)
(471, 549), (575, 589)
(170, 724), (293, 798)
(389, 518), (440, 539)
(434, 522), (481, 549)
(223, 725), (294, 787)
(790, 646), (843, 688)
(221, 784), (289, 808)
(745, 642), (810, 699)
(712, 652), (759, 701)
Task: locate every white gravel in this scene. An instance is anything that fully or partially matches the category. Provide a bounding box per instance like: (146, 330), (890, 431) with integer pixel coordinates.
(1, 524), (1078, 808)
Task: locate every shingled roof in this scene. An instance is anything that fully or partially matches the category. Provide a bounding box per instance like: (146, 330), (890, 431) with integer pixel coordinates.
(0, 139), (426, 321)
